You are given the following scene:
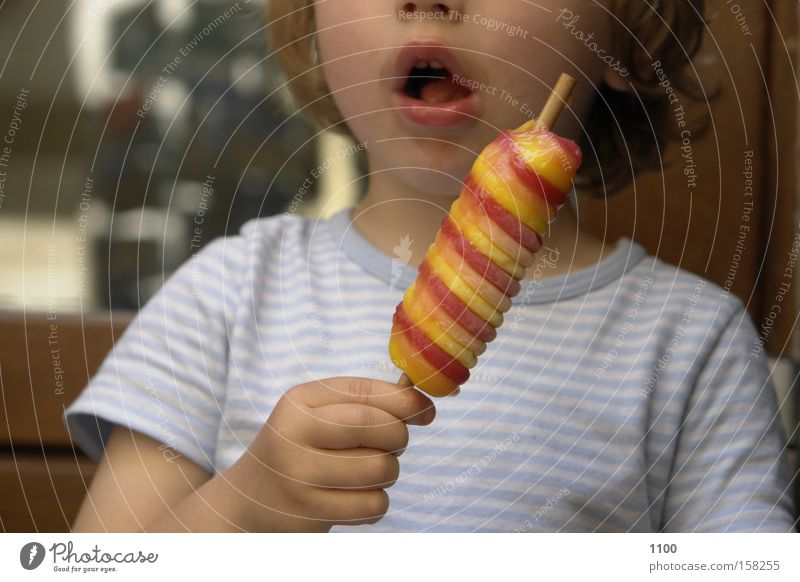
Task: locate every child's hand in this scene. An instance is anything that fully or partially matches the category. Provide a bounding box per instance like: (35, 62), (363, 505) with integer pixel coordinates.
(226, 376), (436, 532)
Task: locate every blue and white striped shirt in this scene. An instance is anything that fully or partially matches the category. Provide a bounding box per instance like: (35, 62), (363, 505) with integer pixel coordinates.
(64, 208), (795, 531)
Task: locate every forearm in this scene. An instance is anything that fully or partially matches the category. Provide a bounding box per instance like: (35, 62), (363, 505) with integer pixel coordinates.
(141, 459), (323, 533)
(141, 465), (252, 532)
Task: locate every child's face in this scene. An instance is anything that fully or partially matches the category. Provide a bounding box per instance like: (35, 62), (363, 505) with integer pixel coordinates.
(314, 1), (616, 198)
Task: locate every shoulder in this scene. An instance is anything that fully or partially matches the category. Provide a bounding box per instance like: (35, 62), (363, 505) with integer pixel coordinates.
(612, 246), (762, 376)
(238, 210), (314, 244)
(195, 211), (319, 278)
(618, 250), (772, 411)
(143, 211), (321, 322)
(626, 250), (748, 329)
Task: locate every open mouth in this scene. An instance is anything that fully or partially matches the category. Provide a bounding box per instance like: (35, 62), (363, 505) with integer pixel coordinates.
(402, 59), (471, 104)
(393, 41), (479, 127)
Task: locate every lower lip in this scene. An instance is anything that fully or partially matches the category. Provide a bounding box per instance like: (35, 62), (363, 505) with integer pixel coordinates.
(393, 91), (479, 128)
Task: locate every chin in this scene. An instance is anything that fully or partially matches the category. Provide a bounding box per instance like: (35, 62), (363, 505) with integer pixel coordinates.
(396, 167), (465, 202)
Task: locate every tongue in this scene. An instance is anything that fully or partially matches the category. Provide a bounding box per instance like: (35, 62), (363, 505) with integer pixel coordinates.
(420, 79), (471, 104)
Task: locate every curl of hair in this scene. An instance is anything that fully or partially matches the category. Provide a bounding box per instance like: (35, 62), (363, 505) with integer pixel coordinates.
(578, 0), (711, 195)
(268, 0), (711, 196)
(267, 1), (345, 131)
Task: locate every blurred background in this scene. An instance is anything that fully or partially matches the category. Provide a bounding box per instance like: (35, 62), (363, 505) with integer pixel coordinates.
(0, 0), (363, 312)
(0, 0), (797, 531)
(0, 0), (366, 532)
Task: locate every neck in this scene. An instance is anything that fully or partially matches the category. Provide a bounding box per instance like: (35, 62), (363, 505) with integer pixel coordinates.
(351, 170), (611, 279)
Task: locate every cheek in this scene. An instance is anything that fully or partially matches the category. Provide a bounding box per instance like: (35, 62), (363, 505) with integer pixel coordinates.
(321, 53), (387, 144)
(314, 4), (386, 91)
(314, 18), (387, 125)
(467, 3), (612, 133)
(481, 2), (612, 80)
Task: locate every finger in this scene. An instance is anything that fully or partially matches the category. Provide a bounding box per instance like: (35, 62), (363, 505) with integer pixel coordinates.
(297, 448), (400, 490)
(311, 488), (391, 527)
(304, 404), (409, 454)
(288, 377), (436, 426)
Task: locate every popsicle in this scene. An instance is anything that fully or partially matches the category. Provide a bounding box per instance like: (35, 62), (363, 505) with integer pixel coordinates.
(388, 73), (582, 397)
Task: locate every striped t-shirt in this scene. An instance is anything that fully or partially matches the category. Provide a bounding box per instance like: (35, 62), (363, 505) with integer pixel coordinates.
(64, 208), (795, 532)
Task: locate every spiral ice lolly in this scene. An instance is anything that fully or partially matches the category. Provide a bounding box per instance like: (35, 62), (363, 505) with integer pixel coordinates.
(388, 74), (582, 397)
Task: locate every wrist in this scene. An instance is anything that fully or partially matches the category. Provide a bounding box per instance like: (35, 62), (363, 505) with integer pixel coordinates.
(225, 454), (331, 533)
(219, 457), (269, 532)
(223, 454), (302, 532)
(183, 466), (256, 532)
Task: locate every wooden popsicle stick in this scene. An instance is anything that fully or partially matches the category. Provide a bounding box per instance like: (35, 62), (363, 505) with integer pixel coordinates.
(395, 73), (577, 389)
(536, 73), (577, 131)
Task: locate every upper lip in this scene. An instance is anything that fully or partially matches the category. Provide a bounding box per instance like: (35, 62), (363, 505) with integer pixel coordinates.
(392, 39), (470, 93)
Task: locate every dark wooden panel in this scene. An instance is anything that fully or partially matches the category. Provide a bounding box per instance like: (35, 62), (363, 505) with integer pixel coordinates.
(0, 452), (96, 532)
(579, 1), (796, 356)
(0, 312), (133, 447)
(762, 0), (798, 357)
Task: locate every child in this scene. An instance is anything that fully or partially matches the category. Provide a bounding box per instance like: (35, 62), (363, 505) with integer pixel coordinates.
(65, 0), (795, 532)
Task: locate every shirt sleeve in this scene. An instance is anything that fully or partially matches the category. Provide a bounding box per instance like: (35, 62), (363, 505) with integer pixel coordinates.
(63, 236), (243, 473)
(661, 305), (796, 532)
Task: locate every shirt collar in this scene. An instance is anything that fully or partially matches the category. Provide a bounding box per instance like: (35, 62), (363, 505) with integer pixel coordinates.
(324, 207), (646, 305)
